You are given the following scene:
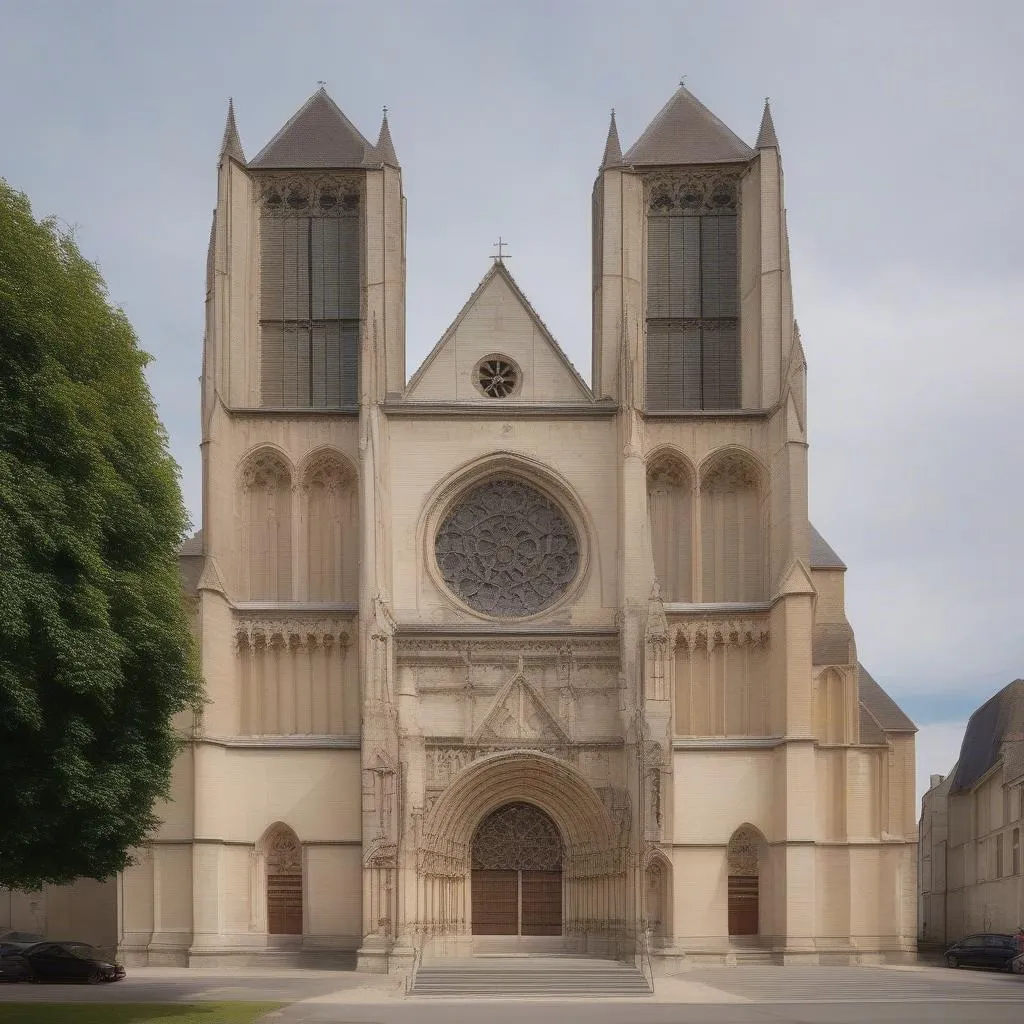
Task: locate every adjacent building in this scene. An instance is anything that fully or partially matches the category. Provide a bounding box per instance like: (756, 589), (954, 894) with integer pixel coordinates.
(919, 680), (1024, 946)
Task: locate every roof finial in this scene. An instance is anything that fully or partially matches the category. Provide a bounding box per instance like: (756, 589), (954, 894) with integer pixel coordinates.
(219, 97), (245, 165)
(679, 75), (686, 88)
(317, 80), (327, 89)
(491, 236), (511, 263)
(756, 96), (779, 149)
(601, 108), (622, 169)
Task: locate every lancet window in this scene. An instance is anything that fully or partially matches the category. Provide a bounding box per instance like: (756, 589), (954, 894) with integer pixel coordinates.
(258, 176), (360, 410)
(645, 172), (740, 412)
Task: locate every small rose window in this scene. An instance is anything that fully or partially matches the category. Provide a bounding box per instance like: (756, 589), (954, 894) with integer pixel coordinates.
(476, 356), (519, 398)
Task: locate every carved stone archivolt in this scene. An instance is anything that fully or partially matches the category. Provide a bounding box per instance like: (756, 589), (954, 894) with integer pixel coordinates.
(645, 168), (742, 215)
(240, 449), (291, 491)
(434, 478), (580, 617)
(727, 825), (763, 877)
(235, 617), (352, 650)
(266, 827), (301, 875)
(671, 618), (769, 651)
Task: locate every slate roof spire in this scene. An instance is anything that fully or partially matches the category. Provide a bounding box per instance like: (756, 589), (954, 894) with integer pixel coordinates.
(756, 97), (779, 149)
(601, 109), (622, 168)
(374, 107), (400, 168)
(623, 84), (754, 166)
(219, 98), (245, 164)
(249, 87), (373, 169)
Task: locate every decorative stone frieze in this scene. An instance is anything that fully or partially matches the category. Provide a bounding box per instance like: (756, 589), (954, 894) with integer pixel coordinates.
(234, 617), (352, 650)
(670, 617), (769, 651)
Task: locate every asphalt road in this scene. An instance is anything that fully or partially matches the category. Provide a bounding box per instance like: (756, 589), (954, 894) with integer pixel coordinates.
(0, 963), (1020, 1024)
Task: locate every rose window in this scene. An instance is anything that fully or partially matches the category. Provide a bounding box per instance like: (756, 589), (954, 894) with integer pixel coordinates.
(476, 357), (519, 398)
(434, 478), (579, 617)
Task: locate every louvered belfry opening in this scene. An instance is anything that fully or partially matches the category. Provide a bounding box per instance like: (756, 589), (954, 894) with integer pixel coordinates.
(259, 176), (360, 409)
(645, 171), (740, 412)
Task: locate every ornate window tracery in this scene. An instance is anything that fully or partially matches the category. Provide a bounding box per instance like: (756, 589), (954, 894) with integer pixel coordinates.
(472, 802), (563, 871)
(475, 356), (520, 398)
(435, 478), (579, 617)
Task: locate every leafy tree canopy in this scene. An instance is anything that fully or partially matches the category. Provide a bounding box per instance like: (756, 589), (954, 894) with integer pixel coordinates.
(0, 181), (202, 889)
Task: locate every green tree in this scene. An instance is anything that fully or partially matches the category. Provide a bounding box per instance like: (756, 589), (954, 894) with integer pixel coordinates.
(0, 181), (203, 889)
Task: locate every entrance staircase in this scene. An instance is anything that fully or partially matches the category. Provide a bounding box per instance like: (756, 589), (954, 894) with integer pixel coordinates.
(409, 955), (653, 998)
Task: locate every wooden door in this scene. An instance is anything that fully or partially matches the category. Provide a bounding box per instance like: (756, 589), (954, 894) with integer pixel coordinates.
(521, 870), (562, 936)
(728, 875), (758, 936)
(471, 869), (518, 935)
(267, 873), (303, 935)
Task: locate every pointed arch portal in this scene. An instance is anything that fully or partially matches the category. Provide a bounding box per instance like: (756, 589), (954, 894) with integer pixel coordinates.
(471, 802), (563, 936)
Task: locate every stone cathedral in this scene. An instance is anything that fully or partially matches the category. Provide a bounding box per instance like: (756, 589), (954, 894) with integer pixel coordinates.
(118, 85), (919, 971)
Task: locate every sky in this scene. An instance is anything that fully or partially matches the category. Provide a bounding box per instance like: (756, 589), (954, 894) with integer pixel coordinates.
(2, 1), (1022, 808)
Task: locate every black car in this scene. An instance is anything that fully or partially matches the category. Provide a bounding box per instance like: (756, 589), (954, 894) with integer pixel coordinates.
(944, 933), (1020, 971)
(0, 941), (125, 984)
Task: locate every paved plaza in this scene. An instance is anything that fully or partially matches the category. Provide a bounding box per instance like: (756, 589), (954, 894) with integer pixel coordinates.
(0, 963), (1020, 1023)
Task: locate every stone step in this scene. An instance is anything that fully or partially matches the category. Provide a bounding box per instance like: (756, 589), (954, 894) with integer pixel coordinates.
(410, 955), (652, 997)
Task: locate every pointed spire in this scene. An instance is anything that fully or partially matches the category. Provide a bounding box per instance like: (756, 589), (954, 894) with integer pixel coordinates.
(756, 97), (778, 149)
(601, 109), (622, 168)
(374, 107), (399, 167)
(219, 98), (245, 164)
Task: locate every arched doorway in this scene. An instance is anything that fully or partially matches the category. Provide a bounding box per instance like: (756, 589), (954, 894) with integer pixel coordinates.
(264, 824), (303, 936)
(727, 825), (764, 937)
(471, 802), (563, 936)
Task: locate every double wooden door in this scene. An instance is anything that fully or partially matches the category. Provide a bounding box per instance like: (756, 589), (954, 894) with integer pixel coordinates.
(472, 869), (562, 936)
(727, 875), (759, 936)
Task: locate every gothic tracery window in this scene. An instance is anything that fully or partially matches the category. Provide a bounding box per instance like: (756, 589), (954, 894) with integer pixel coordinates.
(700, 453), (764, 602)
(647, 455), (693, 601)
(435, 478), (579, 617)
(472, 802), (563, 870)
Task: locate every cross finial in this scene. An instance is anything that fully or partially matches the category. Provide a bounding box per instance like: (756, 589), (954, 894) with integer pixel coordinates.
(679, 75), (686, 87)
(317, 80), (327, 89)
(491, 236), (511, 263)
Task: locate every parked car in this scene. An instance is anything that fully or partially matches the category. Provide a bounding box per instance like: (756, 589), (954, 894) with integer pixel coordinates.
(944, 933), (1020, 971)
(0, 941), (125, 984)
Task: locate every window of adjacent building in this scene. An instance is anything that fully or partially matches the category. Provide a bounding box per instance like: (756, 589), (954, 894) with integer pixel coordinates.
(996, 832), (1004, 877)
(259, 181), (359, 409)
(645, 174), (740, 412)
(1013, 827), (1020, 875)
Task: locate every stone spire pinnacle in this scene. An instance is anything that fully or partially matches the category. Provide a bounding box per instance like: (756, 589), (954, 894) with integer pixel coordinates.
(756, 97), (778, 149)
(374, 106), (399, 168)
(219, 98), (245, 164)
(601, 109), (622, 168)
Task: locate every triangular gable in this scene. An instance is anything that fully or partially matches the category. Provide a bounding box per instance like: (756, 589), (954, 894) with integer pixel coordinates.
(405, 262), (594, 405)
(249, 88), (372, 169)
(475, 671), (570, 745)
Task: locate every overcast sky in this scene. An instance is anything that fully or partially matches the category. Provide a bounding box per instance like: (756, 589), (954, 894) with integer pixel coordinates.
(2, 1), (1021, 806)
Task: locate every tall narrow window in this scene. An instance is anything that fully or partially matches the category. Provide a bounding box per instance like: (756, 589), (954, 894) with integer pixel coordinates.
(646, 173), (740, 411)
(1013, 827), (1020, 875)
(700, 453), (764, 602)
(302, 451), (358, 602)
(647, 455), (693, 601)
(259, 179), (360, 409)
(239, 450), (292, 600)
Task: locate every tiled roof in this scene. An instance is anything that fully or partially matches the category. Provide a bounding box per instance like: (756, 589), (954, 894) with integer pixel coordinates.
(948, 679), (1024, 792)
(858, 664), (917, 733)
(623, 86), (754, 166)
(809, 524), (847, 569)
(813, 622), (853, 666)
(249, 88), (372, 169)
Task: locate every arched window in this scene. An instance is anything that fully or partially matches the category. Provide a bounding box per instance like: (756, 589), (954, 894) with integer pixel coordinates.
(700, 453), (764, 602)
(263, 824), (303, 936)
(239, 450), (292, 600)
(727, 825), (765, 937)
(302, 451), (357, 601)
(647, 455), (693, 601)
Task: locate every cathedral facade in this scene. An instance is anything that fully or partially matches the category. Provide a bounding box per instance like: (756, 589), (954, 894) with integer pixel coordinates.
(118, 85), (918, 971)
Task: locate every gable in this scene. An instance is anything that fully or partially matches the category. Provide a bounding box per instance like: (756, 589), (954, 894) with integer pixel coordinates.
(476, 672), (569, 745)
(405, 265), (593, 405)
